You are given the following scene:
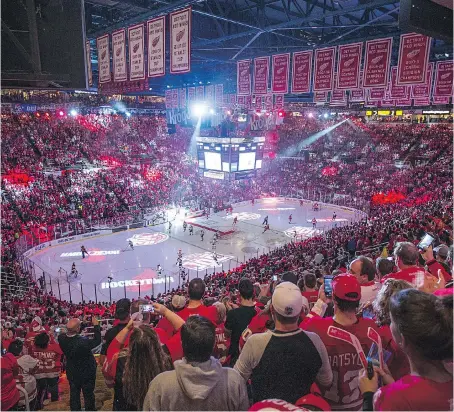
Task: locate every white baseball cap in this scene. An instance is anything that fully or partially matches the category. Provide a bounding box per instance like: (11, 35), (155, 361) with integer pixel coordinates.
(272, 281), (307, 317)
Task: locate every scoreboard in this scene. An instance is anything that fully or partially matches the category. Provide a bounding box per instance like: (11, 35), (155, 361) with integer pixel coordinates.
(196, 136), (265, 180)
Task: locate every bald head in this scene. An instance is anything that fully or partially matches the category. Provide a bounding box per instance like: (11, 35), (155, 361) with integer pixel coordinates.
(67, 318), (81, 335)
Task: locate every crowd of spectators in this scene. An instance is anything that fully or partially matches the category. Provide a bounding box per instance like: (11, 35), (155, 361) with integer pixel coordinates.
(1, 110), (453, 411)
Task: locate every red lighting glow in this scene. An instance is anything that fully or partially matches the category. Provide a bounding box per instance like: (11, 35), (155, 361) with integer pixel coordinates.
(58, 110), (64, 116)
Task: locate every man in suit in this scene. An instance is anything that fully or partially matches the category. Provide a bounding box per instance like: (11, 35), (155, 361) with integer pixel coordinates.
(58, 316), (101, 411)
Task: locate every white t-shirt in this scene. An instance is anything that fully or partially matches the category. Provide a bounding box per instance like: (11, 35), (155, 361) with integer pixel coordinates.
(17, 355), (38, 403)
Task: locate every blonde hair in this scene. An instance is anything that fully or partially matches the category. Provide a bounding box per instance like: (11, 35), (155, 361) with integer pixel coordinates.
(212, 301), (227, 324)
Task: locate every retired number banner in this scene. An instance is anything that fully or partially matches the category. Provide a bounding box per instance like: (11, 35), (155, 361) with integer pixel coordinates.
(413, 97), (430, 106)
(331, 89), (346, 103)
(128, 24), (145, 80)
(205, 84), (214, 103)
(432, 96), (450, 104)
(179, 88), (187, 109)
(171, 89), (179, 109)
(397, 33), (431, 85)
(389, 67), (410, 99)
(237, 60), (252, 95)
(274, 94), (284, 109)
(170, 7), (191, 74)
(271, 53), (290, 94)
(196, 85), (204, 100)
(253, 57), (270, 95)
(165, 90), (172, 109)
(187, 87), (195, 104)
(411, 62), (433, 98)
(350, 89), (365, 102)
(291, 51), (312, 94)
(215, 84), (223, 107)
(368, 88), (386, 101)
(337, 43), (362, 89)
(254, 95), (263, 110)
(85, 40), (93, 86)
(433, 61), (453, 96)
(264, 94), (273, 111)
(363, 38), (392, 88)
(147, 16), (165, 78)
(314, 47), (335, 91)
(112, 29), (127, 82)
(314, 91), (328, 102)
(97, 35), (111, 84)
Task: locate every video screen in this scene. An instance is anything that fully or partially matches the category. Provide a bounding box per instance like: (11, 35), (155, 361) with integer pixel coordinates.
(238, 152), (256, 171)
(204, 152), (222, 171)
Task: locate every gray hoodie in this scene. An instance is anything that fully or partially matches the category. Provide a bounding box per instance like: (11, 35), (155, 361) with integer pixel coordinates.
(143, 357), (249, 411)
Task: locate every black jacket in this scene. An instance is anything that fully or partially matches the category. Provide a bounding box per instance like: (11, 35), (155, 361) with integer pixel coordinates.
(58, 325), (101, 382)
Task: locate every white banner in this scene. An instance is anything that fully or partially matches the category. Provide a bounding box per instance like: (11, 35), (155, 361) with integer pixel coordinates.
(85, 40), (93, 86)
(112, 29), (127, 82)
(170, 7), (191, 74)
(147, 16), (165, 78)
(97, 34), (111, 84)
(128, 24), (145, 80)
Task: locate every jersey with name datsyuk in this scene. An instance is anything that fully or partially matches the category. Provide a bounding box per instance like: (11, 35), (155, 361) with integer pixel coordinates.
(302, 316), (390, 411)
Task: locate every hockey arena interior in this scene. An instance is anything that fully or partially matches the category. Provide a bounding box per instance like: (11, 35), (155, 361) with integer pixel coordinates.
(1, 0), (453, 411)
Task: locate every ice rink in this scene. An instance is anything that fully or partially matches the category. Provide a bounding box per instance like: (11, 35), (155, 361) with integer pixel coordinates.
(27, 198), (364, 303)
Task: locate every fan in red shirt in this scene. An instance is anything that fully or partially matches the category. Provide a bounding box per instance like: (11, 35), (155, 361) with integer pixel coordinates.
(359, 289), (453, 411)
(1, 351), (20, 411)
(301, 275), (392, 411)
(301, 273), (319, 309)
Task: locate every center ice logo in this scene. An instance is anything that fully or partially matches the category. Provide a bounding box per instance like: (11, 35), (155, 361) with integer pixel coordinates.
(284, 226), (322, 239)
(127, 232), (169, 246)
(223, 212), (261, 221)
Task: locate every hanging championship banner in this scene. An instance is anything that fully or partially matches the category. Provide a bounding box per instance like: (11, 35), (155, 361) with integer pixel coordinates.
(395, 98), (412, 106)
(432, 96), (450, 104)
(274, 94), (284, 109)
(314, 91), (328, 102)
(237, 60), (252, 95)
(337, 42), (362, 89)
(264, 94), (273, 111)
(331, 89), (346, 103)
(171, 89), (179, 109)
(128, 24), (145, 80)
(245, 95), (253, 109)
(433, 61), (453, 96)
(254, 95), (263, 110)
(350, 88), (365, 101)
(368, 88), (386, 100)
(112, 29), (127, 82)
(196, 85), (204, 100)
(85, 40), (93, 87)
(291, 50), (312, 94)
(411, 62), (433, 98)
(205, 84), (214, 103)
(215, 84), (223, 107)
(187, 87), (195, 104)
(179, 88), (187, 109)
(314, 47), (335, 91)
(223, 94), (229, 106)
(253, 57), (270, 95)
(397, 33), (431, 85)
(389, 67), (410, 99)
(147, 16), (165, 78)
(271, 53), (290, 94)
(230, 94), (236, 105)
(413, 97), (430, 106)
(380, 98), (395, 107)
(237, 95), (245, 106)
(97, 34), (111, 84)
(170, 7), (191, 74)
(165, 90), (172, 109)
(363, 38), (392, 88)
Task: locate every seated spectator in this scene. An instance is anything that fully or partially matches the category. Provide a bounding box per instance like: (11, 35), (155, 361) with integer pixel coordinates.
(349, 256), (380, 304)
(235, 282), (332, 404)
(143, 316), (249, 411)
(359, 289), (453, 411)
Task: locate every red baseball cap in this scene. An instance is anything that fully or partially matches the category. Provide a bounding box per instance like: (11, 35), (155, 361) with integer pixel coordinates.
(333, 274), (361, 301)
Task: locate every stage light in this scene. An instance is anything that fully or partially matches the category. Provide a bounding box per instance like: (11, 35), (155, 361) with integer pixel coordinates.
(58, 110), (64, 116)
(209, 108), (215, 115)
(36, 113), (40, 117)
(278, 110), (285, 118)
(70, 109), (78, 117)
(226, 110), (231, 115)
(324, 113), (329, 118)
(308, 112), (314, 118)
(191, 102), (207, 117)
(126, 112), (131, 117)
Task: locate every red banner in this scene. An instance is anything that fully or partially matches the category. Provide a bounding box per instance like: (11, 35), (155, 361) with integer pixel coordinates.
(271, 53), (290, 94)
(237, 95), (245, 106)
(112, 30), (127, 82)
(128, 24), (145, 80)
(254, 95), (263, 110)
(363, 37), (392, 88)
(171, 89), (179, 109)
(147, 16), (165, 78)
(380, 98), (395, 107)
(331, 89), (346, 102)
(196, 85), (204, 100)
(274, 94), (284, 109)
(187, 87), (195, 104)
(215, 84), (223, 107)
(245, 95), (252, 110)
(396, 98), (412, 106)
(433, 61), (453, 96)
(350, 89), (365, 101)
(205, 84), (214, 103)
(413, 97), (430, 106)
(432, 96), (450, 104)
(253, 57), (270, 95)
(368, 88), (386, 100)
(291, 51), (312, 93)
(237, 60), (251, 95)
(165, 90), (172, 109)
(264, 94), (273, 111)
(314, 91), (328, 102)
(97, 34), (111, 84)
(397, 32), (431, 85)
(314, 47), (335, 91)
(337, 42), (362, 89)
(411, 62), (433, 98)
(179, 88), (186, 108)
(170, 7), (191, 74)
(230, 94), (236, 105)
(389, 67), (410, 99)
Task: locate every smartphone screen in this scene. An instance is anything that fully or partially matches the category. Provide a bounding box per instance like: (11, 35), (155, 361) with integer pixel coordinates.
(139, 304), (154, 313)
(324, 276), (334, 297)
(272, 275), (278, 281)
(418, 233), (435, 250)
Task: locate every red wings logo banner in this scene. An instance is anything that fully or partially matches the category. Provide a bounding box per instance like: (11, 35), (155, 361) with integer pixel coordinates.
(128, 24), (145, 80)
(112, 29), (127, 82)
(271, 53), (290, 94)
(397, 32), (431, 85)
(147, 16), (165, 78)
(254, 95), (263, 110)
(314, 47), (335, 91)
(363, 38), (392, 88)
(170, 7), (191, 74)
(274, 94), (284, 109)
(264, 94), (273, 111)
(411, 62), (434, 98)
(291, 51), (312, 94)
(97, 34), (111, 84)
(237, 60), (252, 95)
(253, 57), (270, 95)
(433, 61), (453, 96)
(337, 43), (362, 89)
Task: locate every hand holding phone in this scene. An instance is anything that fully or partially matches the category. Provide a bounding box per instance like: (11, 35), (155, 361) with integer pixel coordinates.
(418, 233), (435, 251)
(139, 304), (154, 313)
(272, 275), (278, 281)
(324, 275), (334, 297)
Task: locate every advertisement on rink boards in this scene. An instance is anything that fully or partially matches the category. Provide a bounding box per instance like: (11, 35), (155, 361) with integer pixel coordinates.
(147, 16), (165, 78)
(128, 24), (146, 80)
(363, 37), (392, 88)
(313, 47), (336, 91)
(112, 29), (127, 82)
(170, 7), (191, 74)
(337, 42), (362, 89)
(397, 32), (431, 85)
(97, 34), (111, 84)
(291, 50), (312, 94)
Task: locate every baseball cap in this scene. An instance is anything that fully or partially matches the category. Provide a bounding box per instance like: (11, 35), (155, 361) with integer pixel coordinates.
(115, 298), (131, 320)
(272, 281), (304, 317)
(333, 275), (361, 301)
(434, 245), (449, 258)
(249, 399), (309, 411)
(171, 295), (186, 310)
